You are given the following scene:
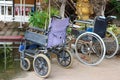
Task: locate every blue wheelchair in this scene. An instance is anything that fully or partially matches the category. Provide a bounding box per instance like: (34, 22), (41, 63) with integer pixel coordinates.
(19, 16), (73, 78)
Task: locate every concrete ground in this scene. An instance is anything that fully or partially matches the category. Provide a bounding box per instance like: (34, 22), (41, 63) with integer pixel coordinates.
(12, 55), (120, 80)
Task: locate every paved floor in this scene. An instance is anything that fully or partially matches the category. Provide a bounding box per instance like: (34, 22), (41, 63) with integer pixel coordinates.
(0, 21), (120, 80)
(12, 56), (120, 80)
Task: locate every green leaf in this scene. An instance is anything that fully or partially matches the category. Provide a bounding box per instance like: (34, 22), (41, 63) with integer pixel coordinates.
(28, 7), (59, 29)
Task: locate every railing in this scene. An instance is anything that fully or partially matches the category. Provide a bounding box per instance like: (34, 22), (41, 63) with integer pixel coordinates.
(0, 1), (34, 23)
(0, 0), (35, 70)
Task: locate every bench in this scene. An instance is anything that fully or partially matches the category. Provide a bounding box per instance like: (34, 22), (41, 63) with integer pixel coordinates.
(0, 36), (23, 42)
(0, 35), (23, 70)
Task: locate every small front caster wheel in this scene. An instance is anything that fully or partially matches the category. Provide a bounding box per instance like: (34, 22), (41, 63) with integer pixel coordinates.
(20, 58), (31, 71)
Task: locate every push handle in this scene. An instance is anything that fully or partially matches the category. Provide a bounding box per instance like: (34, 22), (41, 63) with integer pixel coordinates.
(106, 16), (117, 22)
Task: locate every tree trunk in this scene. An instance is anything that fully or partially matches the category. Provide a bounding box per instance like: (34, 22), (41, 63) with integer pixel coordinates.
(101, 0), (106, 16)
(60, 0), (67, 18)
(90, 0), (107, 16)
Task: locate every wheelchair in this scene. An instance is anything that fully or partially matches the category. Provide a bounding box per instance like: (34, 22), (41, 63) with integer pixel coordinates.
(69, 16), (119, 66)
(93, 16), (119, 59)
(19, 16), (73, 78)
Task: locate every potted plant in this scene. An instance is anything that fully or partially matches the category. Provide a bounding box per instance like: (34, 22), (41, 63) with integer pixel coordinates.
(29, 11), (48, 29)
(28, 7), (59, 29)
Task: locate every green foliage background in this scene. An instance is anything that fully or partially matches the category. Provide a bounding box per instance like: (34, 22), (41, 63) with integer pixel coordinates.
(29, 7), (59, 29)
(109, 0), (120, 18)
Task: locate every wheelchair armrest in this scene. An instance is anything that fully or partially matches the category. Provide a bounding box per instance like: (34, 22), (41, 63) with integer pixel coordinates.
(73, 20), (93, 25)
(27, 27), (46, 33)
(107, 16), (117, 19)
(106, 16), (117, 22)
(87, 19), (94, 23)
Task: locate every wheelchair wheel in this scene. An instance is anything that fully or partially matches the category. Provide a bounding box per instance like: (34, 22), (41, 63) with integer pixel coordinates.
(20, 58), (31, 71)
(75, 32), (106, 66)
(57, 49), (73, 68)
(117, 34), (120, 44)
(33, 54), (51, 78)
(117, 34), (120, 54)
(104, 30), (119, 58)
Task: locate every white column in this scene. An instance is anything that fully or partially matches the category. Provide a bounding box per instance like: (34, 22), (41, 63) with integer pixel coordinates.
(17, 6), (20, 16)
(19, 0), (23, 28)
(11, 6), (13, 16)
(6, 6), (8, 15)
(11, 5), (14, 21)
(4, 0), (6, 23)
(0, 6), (1, 15)
(23, 0), (25, 24)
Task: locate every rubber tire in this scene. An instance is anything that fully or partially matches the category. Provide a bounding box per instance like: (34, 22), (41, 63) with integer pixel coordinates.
(105, 30), (119, 58)
(57, 49), (73, 68)
(20, 58), (31, 71)
(33, 54), (51, 78)
(75, 32), (106, 66)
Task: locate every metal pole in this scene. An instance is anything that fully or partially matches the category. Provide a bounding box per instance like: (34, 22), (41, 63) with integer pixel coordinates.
(3, 44), (6, 70)
(49, 0), (51, 22)
(13, 0), (15, 20)
(34, 0), (36, 12)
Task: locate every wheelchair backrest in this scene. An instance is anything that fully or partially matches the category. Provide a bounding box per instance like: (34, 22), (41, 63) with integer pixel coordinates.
(47, 17), (69, 48)
(93, 16), (107, 38)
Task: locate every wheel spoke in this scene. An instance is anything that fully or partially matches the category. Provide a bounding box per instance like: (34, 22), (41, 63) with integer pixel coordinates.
(57, 50), (72, 67)
(21, 58), (30, 71)
(75, 32), (106, 65)
(34, 55), (50, 77)
(36, 59), (41, 64)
